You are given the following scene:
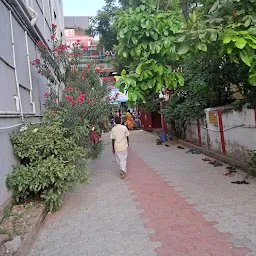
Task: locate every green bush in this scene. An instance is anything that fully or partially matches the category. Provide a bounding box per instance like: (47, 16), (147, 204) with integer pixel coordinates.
(249, 150), (256, 175)
(6, 114), (88, 212)
(86, 141), (104, 160)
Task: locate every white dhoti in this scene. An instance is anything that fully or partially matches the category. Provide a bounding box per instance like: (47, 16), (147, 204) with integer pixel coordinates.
(115, 149), (128, 173)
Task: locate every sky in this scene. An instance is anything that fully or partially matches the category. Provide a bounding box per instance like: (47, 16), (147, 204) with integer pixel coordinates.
(63, 0), (105, 16)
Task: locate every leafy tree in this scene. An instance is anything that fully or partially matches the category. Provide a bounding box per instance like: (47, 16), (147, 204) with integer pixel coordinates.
(179, 0), (256, 85)
(86, 2), (118, 50)
(163, 84), (208, 138)
(115, 0), (185, 101)
(163, 42), (250, 138)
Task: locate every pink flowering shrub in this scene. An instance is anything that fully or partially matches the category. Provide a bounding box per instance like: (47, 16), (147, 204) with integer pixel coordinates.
(31, 25), (113, 145)
(6, 25), (114, 212)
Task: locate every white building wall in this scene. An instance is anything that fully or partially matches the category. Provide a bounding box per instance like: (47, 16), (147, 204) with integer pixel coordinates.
(0, 0), (64, 211)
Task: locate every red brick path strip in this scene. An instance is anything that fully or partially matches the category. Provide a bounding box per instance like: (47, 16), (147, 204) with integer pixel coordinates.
(127, 149), (250, 256)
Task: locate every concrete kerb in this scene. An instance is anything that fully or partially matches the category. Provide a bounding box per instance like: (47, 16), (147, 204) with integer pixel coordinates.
(177, 139), (249, 171)
(152, 129), (249, 172)
(15, 207), (47, 256)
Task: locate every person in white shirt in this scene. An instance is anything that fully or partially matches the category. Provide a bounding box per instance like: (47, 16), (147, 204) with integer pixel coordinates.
(110, 116), (130, 179)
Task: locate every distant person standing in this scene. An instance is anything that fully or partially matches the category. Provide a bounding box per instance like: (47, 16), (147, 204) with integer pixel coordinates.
(111, 117), (129, 179)
(126, 109), (134, 130)
(135, 111), (141, 129)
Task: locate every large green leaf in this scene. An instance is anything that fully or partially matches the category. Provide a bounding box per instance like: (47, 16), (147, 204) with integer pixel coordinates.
(177, 43), (190, 55)
(131, 36), (138, 44)
(190, 11), (197, 23)
(227, 47), (233, 54)
(197, 43), (207, 52)
(176, 73), (184, 86)
(155, 44), (161, 54)
(135, 48), (141, 56)
(249, 74), (256, 85)
(141, 83), (148, 90)
(244, 18), (251, 28)
(119, 30), (125, 39)
(121, 69), (127, 76)
(132, 92), (138, 101)
(177, 34), (186, 43)
(210, 31), (218, 41)
(209, 0), (220, 13)
(235, 38), (247, 49)
(223, 35), (232, 44)
(239, 50), (252, 66)
(136, 64), (143, 75)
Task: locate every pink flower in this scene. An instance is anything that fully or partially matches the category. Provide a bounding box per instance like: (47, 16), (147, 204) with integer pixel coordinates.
(88, 99), (92, 104)
(35, 58), (40, 64)
(59, 44), (67, 51)
(37, 41), (43, 46)
(65, 95), (73, 101)
(80, 118), (83, 123)
(51, 110), (55, 113)
(50, 35), (55, 40)
(71, 100), (76, 105)
(78, 94), (85, 103)
(95, 67), (100, 73)
(82, 76), (86, 81)
(47, 69), (51, 73)
(38, 70), (41, 73)
(54, 47), (59, 53)
(44, 92), (49, 97)
(53, 100), (57, 104)
(93, 98), (96, 103)
(52, 24), (57, 28)
(65, 87), (72, 91)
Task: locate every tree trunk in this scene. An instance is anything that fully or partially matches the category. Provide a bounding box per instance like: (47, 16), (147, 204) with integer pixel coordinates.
(179, 0), (189, 21)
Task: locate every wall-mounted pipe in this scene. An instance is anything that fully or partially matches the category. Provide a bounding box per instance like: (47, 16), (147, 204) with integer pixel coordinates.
(10, 0), (49, 47)
(26, 5), (38, 27)
(0, 121), (42, 131)
(0, 123), (23, 131)
(0, 111), (38, 115)
(10, 10), (24, 120)
(25, 31), (36, 114)
(13, 96), (20, 112)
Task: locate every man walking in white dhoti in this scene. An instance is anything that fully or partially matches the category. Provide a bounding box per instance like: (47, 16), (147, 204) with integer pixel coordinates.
(111, 116), (129, 179)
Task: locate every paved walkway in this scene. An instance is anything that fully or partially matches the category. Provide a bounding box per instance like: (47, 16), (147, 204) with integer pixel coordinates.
(29, 131), (256, 256)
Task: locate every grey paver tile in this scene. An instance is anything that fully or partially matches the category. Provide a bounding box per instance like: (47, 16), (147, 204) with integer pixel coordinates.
(29, 130), (256, 255)
(130, 130), (256, 252)
(29, 132), (160, 255)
